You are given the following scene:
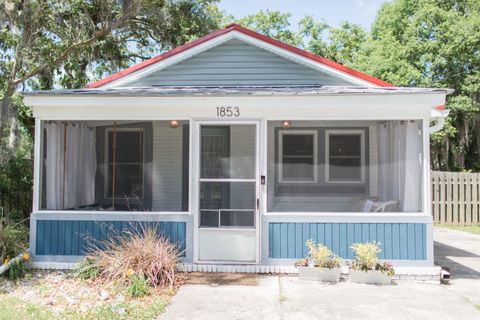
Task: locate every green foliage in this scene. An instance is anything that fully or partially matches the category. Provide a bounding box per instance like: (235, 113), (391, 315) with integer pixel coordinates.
(237, 10), (303, 46)
(126, 274), (151, 298)
(71, 256), (101, 280)
(231, 2), (480, 172)
(6, 259), (27, 280)
(0, 216), (28, 264)
(0, 148), (33, 221)
(0, 0), (224, 219)
(0, 296), (55, 320)
(84, 298), (167, 320)
(352, 0), (480, 171)
(436, 224), (480, 235)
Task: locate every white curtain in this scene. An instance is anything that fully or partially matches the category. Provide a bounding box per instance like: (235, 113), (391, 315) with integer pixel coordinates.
(45, 122), (97, 209)
(377, 121), (422, 212)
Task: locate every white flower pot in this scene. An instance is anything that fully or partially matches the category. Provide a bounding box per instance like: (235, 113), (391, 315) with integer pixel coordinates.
(297, 266), (342, 282)
(349, 269), (392, 285)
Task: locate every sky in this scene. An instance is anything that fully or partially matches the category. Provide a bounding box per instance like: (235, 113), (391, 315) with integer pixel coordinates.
(218, 0), (390, 30)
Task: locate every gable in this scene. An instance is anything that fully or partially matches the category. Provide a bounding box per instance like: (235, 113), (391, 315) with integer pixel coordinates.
(126, 39), (357, 87)
(87, 24), (393, 89)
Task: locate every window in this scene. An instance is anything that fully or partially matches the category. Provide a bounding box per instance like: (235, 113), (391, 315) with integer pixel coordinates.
(106, 128), (144, 198)
(326, 130), (364, 183)
(279, 130), (317, 183)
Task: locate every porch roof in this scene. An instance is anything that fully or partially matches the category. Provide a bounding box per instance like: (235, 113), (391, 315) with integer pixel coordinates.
(24, 85), (452, 97)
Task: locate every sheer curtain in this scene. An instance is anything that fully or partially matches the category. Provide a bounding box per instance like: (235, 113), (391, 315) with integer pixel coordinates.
(45, 122), (97, 209)
(377, 121), (422, 212)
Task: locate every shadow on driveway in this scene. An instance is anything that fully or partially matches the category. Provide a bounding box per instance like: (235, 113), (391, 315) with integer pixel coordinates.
(434, 241), (480, 279)
(434, 228), (480, 280)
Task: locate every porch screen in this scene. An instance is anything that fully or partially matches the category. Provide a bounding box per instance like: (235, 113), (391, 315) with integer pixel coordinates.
(40, 120), (189, 212)
(267, 120), (424, 213)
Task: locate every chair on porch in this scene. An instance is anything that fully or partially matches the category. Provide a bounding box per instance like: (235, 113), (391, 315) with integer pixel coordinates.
(373, 200), (400, 212)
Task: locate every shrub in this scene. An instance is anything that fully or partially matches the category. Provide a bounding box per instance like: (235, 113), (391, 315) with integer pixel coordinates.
(350, 242), (395, 276)
(7, 259), (27, 280)
(74, 226), (181, 289)
(0, 218), (28, 264)
(126, 274), (151, 298)
(306, 240), (341, 269)
(71, 256), (101, 280)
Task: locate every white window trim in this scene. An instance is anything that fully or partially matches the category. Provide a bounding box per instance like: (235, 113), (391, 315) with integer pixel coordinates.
(325, 129), (365, 184)
(278, 130), (318, 183)
(104, 127), (145, 199)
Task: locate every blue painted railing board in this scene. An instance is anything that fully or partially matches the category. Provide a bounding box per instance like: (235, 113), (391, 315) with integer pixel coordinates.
(268, 223), (427, 260)
(36, 220), (187, 256)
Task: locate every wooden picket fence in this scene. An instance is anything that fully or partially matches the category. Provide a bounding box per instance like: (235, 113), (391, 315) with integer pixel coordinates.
(431, 171), (480, 225)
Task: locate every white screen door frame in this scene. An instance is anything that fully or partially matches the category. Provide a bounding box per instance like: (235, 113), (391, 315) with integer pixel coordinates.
(192, 120), (261, 264)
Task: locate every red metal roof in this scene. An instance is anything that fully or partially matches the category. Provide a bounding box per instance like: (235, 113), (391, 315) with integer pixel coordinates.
(86, 23), (394, 88)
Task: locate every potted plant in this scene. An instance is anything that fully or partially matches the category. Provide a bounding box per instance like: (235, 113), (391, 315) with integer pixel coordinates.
(349, 242), (394, 285)
(295, 240), (342, 282)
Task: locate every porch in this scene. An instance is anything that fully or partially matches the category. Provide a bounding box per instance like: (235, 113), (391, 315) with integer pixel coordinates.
(26, 89), (439, 269)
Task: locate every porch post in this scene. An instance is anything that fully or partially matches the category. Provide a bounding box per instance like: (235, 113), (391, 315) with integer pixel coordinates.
(422, 117), (434, 265)
(32, 118), (43, 213)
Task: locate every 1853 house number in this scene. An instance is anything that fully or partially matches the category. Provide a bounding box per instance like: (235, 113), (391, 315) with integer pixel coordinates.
(216, 106), (240, 117)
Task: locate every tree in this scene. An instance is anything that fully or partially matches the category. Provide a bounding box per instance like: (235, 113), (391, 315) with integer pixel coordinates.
(0, 0), (223, 151)
(351, 0), (480, 171)
(236, 10), (303, 46)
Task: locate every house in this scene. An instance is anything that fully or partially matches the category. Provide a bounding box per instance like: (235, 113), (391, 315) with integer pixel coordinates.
(24, 24), (450, 279)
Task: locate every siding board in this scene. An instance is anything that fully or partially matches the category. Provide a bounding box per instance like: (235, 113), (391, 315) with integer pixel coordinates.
(269, 223), (426, 260)
(36, 220), (187, 256)
(129, 39), (356, 87)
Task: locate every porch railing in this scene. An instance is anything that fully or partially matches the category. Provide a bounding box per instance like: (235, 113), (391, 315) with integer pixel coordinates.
(431, 171), (480, 225)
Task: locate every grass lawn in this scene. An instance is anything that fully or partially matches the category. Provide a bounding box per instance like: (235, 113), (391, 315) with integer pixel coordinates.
(0, 271), (170, 320)
(436, 224), (480, 235)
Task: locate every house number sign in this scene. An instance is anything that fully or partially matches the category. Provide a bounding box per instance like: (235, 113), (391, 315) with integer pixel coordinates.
(216, 106), (240, 118)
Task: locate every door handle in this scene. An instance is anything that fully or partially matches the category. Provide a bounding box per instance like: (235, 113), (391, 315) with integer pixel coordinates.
(256, 198), (260, 210)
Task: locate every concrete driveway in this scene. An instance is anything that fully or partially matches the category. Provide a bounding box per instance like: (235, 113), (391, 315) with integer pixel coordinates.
(161, 228), (480, 320)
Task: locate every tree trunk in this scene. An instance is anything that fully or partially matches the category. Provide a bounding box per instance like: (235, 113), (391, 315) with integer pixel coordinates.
(8, 111), (19, 151)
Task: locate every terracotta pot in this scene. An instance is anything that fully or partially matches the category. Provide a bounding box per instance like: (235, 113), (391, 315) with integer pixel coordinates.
(349, 269), (392, 285)
(297, 266), (342, 282)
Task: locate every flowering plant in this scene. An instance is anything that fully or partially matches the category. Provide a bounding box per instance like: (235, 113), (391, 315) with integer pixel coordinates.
(306, 240), (341, 269)
(294, 257), (309, 268)
(349, 242), (394, 276)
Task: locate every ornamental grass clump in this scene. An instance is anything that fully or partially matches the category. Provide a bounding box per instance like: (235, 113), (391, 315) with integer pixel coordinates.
(74, 227), (181, 290)
(306, 239), (341, 269)
(350, 242), (394, 276)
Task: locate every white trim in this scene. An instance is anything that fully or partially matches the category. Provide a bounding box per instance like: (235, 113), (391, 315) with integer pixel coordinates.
(278, 130), (318, 183)
(32, 118), (43, 212)
(193, 120), (261, 264)
(325, 129), (365, 183)
(101, 31), (375, 89)
(28, 94), (444, 121)
(29, 261), (440, 281)
(31, 211), (192, 221)
(262, 212), (433, 224)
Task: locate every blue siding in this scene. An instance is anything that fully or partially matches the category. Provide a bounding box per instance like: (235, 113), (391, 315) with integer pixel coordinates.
(36, 220), (187, 256)
(268, 223), (427, 260)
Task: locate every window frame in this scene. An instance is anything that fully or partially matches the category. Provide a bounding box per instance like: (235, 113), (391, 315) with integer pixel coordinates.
(325, 129), (365, 184)
(278, 129), (318, 184)
(104, 127), (145, 199)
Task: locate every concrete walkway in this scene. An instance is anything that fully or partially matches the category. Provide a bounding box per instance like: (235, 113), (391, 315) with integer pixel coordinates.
(161, 228), (480, 320)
